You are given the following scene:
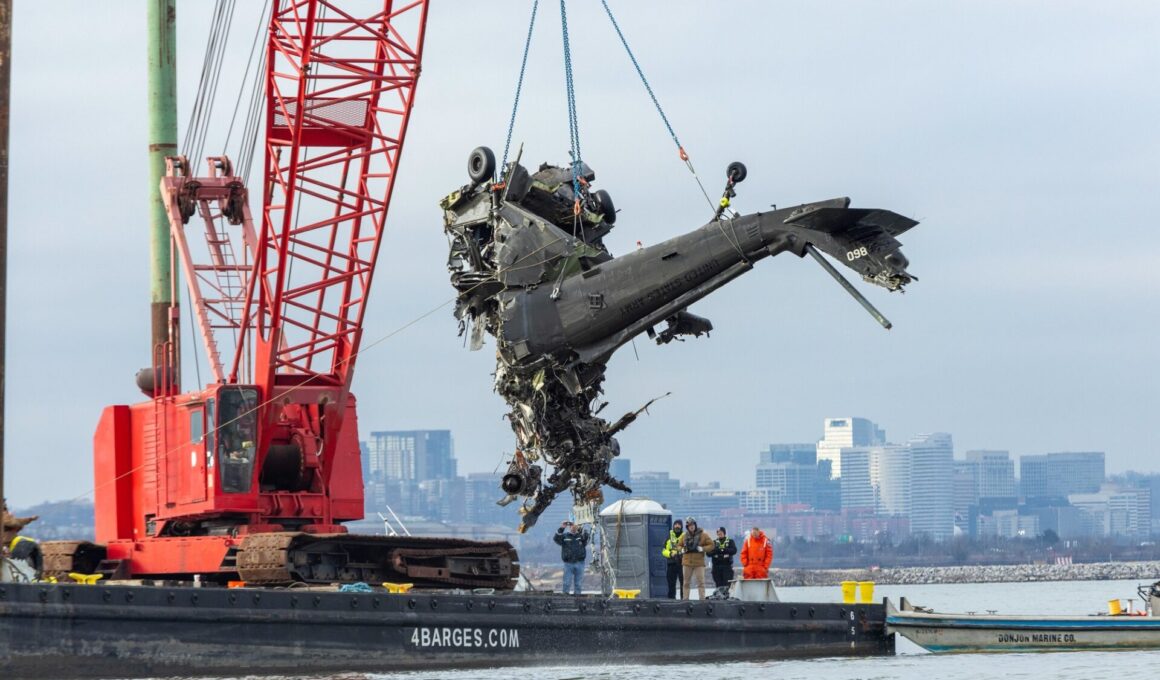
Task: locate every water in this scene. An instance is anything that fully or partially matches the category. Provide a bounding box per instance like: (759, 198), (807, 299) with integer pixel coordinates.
(184, 580), (1160, 680)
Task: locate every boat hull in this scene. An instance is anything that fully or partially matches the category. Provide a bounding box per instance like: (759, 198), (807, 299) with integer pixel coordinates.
(1, 583), (892, 677)
(888, 605), (1160, 652)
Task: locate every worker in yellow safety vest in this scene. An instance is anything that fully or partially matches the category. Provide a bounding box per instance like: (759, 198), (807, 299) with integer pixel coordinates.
(661, 518), (685, 599)
(7, 535), (43, 576)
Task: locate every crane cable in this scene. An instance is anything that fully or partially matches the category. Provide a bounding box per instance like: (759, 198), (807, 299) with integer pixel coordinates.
(500, 0), (540, 179)
(223, 0), (271, 161)
(502, 1), (718, 217)
(183, 0), (238, 167)
(559, 0), (584, 207)
(598, 0), (716, 214)
(180, 0), (239, 391)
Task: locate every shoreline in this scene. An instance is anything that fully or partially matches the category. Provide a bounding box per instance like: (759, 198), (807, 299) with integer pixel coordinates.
(772, 560), (1160, 587)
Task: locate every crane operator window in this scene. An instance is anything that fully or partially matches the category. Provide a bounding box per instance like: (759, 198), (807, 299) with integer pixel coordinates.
(218, 387), (258, 494)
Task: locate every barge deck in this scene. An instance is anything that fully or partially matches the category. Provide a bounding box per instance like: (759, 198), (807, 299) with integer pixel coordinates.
(1, 582), (892, 677)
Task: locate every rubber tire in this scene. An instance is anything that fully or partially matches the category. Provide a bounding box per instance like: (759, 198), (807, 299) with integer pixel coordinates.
(594, 189), (616, 224)
(727, 161), (747, 183)
(468, 146), (496, 183)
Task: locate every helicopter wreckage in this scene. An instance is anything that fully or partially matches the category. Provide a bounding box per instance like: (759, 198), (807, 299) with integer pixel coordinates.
(441, 146), (919, 531)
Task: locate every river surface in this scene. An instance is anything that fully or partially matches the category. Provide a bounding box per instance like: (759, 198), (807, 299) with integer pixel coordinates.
(182, 579), (1160, 680)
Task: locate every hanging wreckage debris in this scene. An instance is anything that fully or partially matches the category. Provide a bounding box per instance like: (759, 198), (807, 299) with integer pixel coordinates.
(441, 147), (921, 532)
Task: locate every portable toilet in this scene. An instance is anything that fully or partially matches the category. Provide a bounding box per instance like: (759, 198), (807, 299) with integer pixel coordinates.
(599, 498), (671, 598)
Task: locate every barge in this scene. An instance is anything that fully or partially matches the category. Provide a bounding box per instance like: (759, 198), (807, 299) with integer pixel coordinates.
(1, 582), (892, 677)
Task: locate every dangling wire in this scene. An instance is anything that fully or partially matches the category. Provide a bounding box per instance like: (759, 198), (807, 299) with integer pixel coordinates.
(501, 1), (541, 179)
(599, 0), (715, 213)
(559, 0), (583, 203)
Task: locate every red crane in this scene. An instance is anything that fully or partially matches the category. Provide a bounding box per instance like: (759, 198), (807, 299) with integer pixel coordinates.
(70, 1), (517, 586)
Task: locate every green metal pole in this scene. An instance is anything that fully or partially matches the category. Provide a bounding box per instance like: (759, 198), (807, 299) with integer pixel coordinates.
(147, 0), (178, 388)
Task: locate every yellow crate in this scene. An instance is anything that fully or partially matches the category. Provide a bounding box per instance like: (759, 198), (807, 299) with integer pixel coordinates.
(612, 588), (641, 599)
(383, 582), (415, 594)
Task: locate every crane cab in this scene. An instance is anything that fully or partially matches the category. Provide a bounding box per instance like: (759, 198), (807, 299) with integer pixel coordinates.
(94, 384), (261, 543)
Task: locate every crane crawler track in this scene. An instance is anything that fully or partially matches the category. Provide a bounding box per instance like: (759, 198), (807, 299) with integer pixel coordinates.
(236, 533), (520, 589)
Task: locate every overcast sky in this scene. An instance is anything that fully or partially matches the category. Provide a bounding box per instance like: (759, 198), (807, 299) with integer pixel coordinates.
(5, 1), (1158, 509)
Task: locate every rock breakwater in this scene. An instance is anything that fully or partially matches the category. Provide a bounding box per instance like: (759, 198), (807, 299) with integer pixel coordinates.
(772, 561), (1160, 587)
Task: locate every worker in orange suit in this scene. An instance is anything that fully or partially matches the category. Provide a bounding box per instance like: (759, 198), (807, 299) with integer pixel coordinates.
(740, 526), (773, 579)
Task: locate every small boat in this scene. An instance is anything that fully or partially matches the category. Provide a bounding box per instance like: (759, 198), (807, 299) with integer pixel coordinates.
(887, 580), (1160, 653)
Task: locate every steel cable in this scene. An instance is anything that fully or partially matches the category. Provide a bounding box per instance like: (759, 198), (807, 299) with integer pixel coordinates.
(598, 0), (716, 214)
(500, 0), (540, 179)
(183, 0), (237, 166)
(559, 0), (582, 198)
(224, 0), (271, 157)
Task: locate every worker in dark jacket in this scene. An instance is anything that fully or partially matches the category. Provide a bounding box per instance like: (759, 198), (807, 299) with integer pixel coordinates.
(553, 521), (589, 595)
(661, 518), (685, 598)
(708, 527), (737, 590)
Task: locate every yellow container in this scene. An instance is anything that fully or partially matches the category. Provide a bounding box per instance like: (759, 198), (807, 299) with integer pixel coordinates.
(383, 582), (415, 594)
(858, 581), (875, 603)
(840, 581), (857, 604)
(1108, 599), (1123, 616)
(612, 588), (641, 599)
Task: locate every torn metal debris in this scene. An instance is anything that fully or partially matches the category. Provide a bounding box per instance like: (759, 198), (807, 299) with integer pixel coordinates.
(441, 146), (919, 532)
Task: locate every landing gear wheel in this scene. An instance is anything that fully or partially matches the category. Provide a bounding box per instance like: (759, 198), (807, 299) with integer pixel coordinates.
(593, 189), (616, 224)
(468, 146), (496, 184)
(726, 161), (747, 184)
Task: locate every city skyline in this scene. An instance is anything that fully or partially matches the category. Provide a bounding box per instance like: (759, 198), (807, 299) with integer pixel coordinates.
(352, 417), (1159, 483)
(346, 419), (1155, 545)
(15, 418), (1156, 546)
(9, 411), (1159, 511)
(4, 3), (1158, 509)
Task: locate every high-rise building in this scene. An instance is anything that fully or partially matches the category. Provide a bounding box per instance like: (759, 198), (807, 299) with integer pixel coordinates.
(839, 448), (877, 511)
(755, 461), (817, 507)
(816, 417), (885, 478)
(359, 440), (371, 482)
(955, 450), (1017, 534)
(839, 434), (954, 540)
(416, 477), (466, 523)
(1020, 452), (1105, 502)
(875, 445), (912, 518)
(681, 486), (744, 520)
(464, 472), (510, 526)
(366, 430), (456, 482)
(953, 461), (978, 524)
(761, 443), (817, 467)
(907, 433), (954, 540)
(629, 471), (681, 511)
(966, 450), (1017, 499)
(814, 459), (841, 511)
(607, 458), (632, 502)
